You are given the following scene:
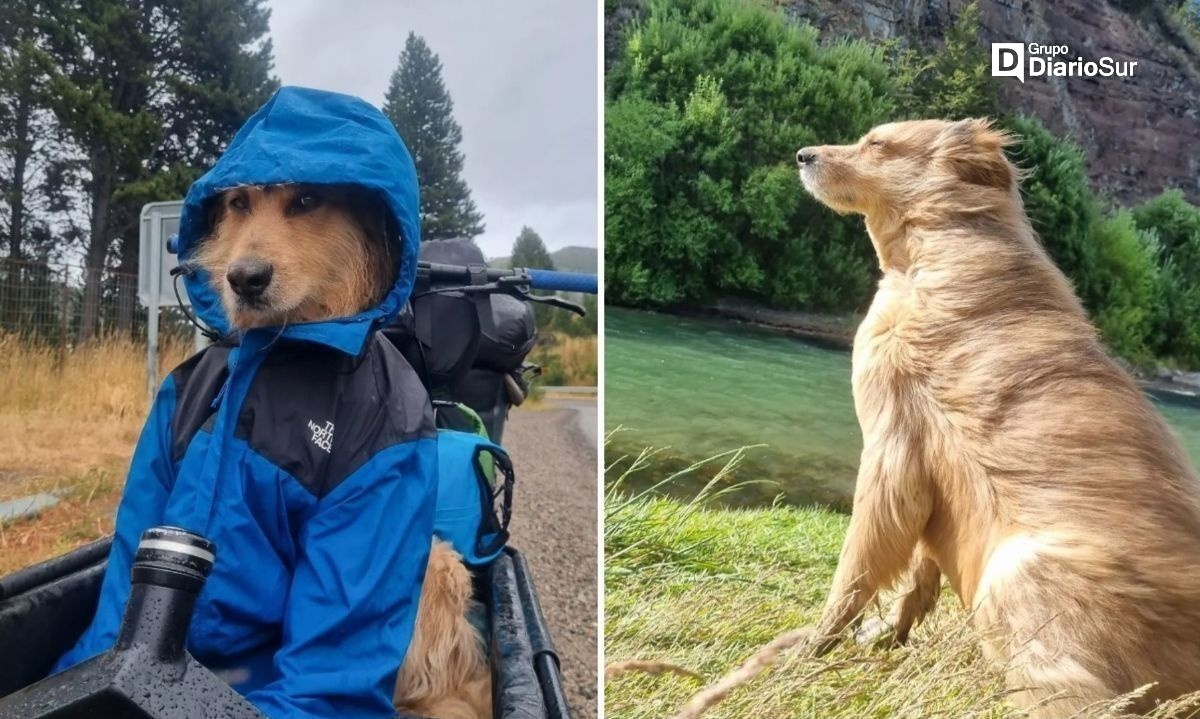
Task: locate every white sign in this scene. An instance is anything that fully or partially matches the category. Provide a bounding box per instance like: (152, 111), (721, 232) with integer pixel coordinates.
(140, 200), (206, 401)
(138, 201), (188, 307)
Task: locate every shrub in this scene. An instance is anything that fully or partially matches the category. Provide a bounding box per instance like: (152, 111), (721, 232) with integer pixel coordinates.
(602, 0), (1200, 370)
(1131, 190), (1200, 366)
(1088, 211), (1162, 362)
(888, 2), (999, 120)
(1004, 115), (1101, 297)
(604, 0), (892, 310)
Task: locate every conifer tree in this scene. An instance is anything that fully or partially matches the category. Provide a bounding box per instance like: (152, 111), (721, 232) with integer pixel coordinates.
(510, 226), (555, 270)
(383, 33), (484, 240)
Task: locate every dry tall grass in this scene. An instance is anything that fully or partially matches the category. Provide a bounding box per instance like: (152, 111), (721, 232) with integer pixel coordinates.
(532, 332), (598, 386)
(0, 333), (191, 573)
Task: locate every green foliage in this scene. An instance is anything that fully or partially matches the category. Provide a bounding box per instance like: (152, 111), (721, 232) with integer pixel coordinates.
(888, 2), (999, 120)
(2, 0), (276, 338)
(1131, 190), (1200, 366)
(1175, 0), (1200, 42)
(510, 225), (563, 331)
(605, 0), (892, 310)
(0, 0), (56, 259)
(383, 33), (485, 241)
(1008, 113), (1200, 367)
(1004, 116), (1101, 296)
(1088, 212), (1162, 362)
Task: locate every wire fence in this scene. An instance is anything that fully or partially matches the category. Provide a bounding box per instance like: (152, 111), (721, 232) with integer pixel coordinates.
(0, 257), (194, 345)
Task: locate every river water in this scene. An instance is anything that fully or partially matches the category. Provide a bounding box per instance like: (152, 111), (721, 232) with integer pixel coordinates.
(605, 308), (1200, 509)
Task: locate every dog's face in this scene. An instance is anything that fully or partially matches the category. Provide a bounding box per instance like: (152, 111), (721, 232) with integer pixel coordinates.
(193, 184), (393, 330)
(796, 118), (1016, 217)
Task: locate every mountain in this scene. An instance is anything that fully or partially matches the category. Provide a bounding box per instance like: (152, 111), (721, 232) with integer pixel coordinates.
(490, 245), (598, 273)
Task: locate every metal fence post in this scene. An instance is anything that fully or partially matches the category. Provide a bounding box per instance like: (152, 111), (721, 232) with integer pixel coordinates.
(57, 280), (69, 369)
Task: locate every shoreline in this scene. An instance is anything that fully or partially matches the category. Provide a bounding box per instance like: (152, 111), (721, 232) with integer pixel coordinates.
(668, 297), (857, 351)
(615, 300), (1200, 409)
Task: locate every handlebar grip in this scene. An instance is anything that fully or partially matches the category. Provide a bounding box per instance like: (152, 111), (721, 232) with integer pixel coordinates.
(526, 269), (597, 294)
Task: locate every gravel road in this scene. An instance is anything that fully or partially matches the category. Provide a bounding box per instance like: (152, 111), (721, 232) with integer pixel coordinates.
(501, 399), (598, 719)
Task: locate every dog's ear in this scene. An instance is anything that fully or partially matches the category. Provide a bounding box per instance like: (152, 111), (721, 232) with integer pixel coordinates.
(936, 118), (1016, 190)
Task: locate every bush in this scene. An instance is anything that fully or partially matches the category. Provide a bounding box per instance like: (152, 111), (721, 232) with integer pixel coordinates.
(1088, 211), (1162, 362)
(1004, 116), (1101, 295)
(604, 0), (892, 310)
(1131, 190), (1200, 366)
(889, 2), (999, 120)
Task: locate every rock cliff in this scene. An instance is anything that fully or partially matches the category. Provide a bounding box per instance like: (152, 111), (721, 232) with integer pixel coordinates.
(786, 0), (1200, 204)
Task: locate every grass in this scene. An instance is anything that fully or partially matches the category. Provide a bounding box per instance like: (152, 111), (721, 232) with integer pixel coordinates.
(604, 440), (1200, 719)
(531, 332), (598, 386)
(0, 333), (191, 574)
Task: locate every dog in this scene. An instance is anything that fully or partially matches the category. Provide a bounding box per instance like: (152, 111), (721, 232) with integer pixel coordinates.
(195, 184), (491, 719)
(796, 119), (1200, 716)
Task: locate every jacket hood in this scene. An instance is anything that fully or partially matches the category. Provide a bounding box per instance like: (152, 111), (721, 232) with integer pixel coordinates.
(175, 86), (421, 353)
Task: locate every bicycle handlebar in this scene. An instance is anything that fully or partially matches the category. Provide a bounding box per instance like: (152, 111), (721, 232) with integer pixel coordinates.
(527, 269), (597, 294)
(419, 262), (597, 295)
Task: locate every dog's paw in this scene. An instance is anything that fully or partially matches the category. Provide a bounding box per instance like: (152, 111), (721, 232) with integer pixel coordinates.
(853, 616), (895, 648)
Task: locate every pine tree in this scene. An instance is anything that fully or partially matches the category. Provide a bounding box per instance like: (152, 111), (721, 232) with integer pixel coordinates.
(0, 0), (54, 262)
(383, 33), (484, 240)
(511, 226), (555, 329)
(510, 226), (555, 270)
(40, 0), (276, 338)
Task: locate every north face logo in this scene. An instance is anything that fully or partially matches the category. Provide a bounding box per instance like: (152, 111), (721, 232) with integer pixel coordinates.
(307, 420), (334, 454)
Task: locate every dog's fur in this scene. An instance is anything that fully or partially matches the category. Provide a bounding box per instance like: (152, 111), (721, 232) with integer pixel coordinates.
(395, 540), (492, 719)
(194, 184), (393, 329)
(197, 185), (491, 719)
(797, 119), (1200, 716)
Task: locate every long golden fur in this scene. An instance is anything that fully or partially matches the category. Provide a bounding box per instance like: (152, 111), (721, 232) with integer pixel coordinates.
(395, 540), (492, 719)
(197, 186), (491, 719)
(797, 119), (1200, 716)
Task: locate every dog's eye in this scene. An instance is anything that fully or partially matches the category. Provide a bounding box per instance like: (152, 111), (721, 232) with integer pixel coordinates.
(291, 192), (323, 213)
(229, 195), (249, 211)
(868, 140), (885, 148)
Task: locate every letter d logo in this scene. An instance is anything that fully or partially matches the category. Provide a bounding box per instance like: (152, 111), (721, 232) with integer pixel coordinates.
(992, 43), (1025, 82)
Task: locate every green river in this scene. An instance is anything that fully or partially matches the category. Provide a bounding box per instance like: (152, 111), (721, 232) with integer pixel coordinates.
(605, 308), (1200, 509)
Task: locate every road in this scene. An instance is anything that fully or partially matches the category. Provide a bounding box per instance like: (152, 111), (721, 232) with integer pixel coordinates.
(501, 398), (598, 719)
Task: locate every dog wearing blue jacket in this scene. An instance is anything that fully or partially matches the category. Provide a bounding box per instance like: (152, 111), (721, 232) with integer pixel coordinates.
(53, 87), (488, 719)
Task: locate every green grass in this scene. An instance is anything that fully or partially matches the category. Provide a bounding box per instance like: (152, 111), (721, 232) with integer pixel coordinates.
(604, 443), (1200, 719)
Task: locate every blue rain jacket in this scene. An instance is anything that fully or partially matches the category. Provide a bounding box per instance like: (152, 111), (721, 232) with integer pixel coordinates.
(54, 86), (438, 719)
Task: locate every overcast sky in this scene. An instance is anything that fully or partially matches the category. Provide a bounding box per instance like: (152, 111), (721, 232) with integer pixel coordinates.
(263, 0), (598, 258)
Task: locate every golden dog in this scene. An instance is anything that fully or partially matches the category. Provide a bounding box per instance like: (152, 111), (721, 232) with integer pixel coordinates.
(195, 184), (491, 719)
(797, 119), (1200, 716)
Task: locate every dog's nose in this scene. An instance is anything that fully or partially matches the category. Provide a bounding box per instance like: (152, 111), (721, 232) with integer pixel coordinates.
(227, 259), (273, 299)
(796, 148), (818, 166)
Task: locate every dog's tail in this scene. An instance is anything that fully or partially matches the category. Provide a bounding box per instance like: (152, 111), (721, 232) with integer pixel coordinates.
(394, 540), (490, 718)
